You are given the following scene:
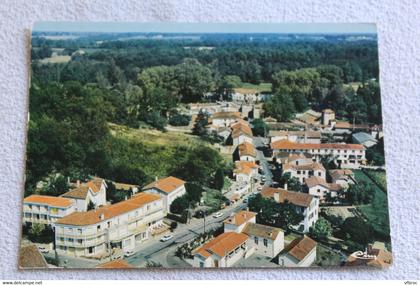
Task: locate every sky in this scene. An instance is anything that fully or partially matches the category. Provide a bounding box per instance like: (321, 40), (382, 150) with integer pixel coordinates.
(33, 22), (377, 34)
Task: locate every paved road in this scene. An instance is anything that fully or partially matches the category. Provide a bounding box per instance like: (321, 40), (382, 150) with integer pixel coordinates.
(253, 136), (273, 186)
(125, 201), (248, 267)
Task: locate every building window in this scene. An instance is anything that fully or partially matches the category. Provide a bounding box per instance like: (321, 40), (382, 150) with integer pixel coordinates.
(254, 237), (258, 245)
(78, 229), (82, 234)
(78, 239), (83, 244)
(263, 239), (268, 247)
(199, 262), (204, 268)
(107, 221), (112, 228)
(318, 172), (321, 176)
(297, 171), (301, 174)
(97, 225), (101, 231)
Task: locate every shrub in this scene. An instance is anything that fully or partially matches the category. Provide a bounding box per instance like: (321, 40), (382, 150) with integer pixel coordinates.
(169, 113), (191, 126)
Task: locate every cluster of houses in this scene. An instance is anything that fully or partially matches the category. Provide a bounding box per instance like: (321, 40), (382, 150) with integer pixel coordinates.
(192, 210), (317, 268)
(22, 176), (187, 258)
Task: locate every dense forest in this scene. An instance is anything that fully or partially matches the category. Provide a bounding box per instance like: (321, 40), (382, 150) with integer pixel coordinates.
(26, 33), (382, 195)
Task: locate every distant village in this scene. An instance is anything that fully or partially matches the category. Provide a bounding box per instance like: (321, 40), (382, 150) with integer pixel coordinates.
(20, 85), (391, 269)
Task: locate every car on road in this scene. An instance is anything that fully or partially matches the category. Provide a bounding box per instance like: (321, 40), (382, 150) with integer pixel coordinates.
(257, 186), (262, 191)
(261, 177), (266, 182)
(124, 250), (135, 258)
(243, 198), (248, 203)
(160, 234), (173, 242)
(37, 246), (49, 253)
(212, 212), (223, 218)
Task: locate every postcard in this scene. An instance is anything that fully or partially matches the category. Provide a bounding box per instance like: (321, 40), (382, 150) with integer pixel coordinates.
(20, 22), (391, 269)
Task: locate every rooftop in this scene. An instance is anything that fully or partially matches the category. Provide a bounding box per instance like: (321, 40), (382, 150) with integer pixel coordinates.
(143, 176), (185, 194)
(238, 142), (256, 158)
(281, 236), (317, 262)
(19, 245), (48, 269)
(234, 161), (258, 175)
(24, 194), (74, 208)
(55, 192), (161, 226)
(283, 162), (325, 172)
(114, 182), (138, 191)
(268, 130), (321, 139)
(352, 132), (377, 143)
(224, 210), (256, 226)
(194, 232), (249, 258)
(262, 187), (315, 208)
(95, 259), (135, 269)
(305, 176), (342, 191)
(329, 169), (354, 181)
(270, 140), (364, 150)
(242, 222), (282, 240)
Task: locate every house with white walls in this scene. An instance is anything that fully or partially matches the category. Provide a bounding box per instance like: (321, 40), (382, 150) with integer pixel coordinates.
(142, 176), (186, 213)
(304, 176), (343, 202)
(278, 236), (317, 267)
(61, 177), (107, 212)
(22, 195), (76, 226)
(282, 162), (326, 184)
(233, 161), (259, 183)
(54, 192), (165, 258)
(262, 187), (319, 233)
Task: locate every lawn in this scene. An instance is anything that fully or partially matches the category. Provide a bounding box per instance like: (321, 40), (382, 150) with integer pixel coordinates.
(364, 169), (387, 192)
(353, 170), (391, 241)
(107, 123), (218, 181)
(236, 82), (272, 93)
(315, 245), (342, 267)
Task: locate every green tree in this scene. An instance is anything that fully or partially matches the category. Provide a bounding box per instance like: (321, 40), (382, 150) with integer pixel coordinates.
(87, 200), (96, 211)
(29, 223), (45, 237)
(252, 118), (269, 137)
(345, 181), (375, 205)
(310, 217), (333, 241)
(341, 217), (374, 245)
(213, 168), (225, 190)
(170, 195), (191, 214)
(192, 110), (210, 137)
(41, 174), (69, 196)
(263, 92), (296, 122)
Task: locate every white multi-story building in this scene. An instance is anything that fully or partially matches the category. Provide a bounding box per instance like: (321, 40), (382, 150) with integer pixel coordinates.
(282, 162), (326, 184)
(22, 195), (76, 226)
(231, 121), (253, 147)
(233, 161), (259, 183)
(61, 177), (107, 211)
(143, 176), (186, 214)
(53, 192), (165, 257)
(305, 176), (343, 202)
(262, 187), (319, 233)
(278, 236), (317, 267)
(269, 130), (321, 144)
(270, 140), (366, 169)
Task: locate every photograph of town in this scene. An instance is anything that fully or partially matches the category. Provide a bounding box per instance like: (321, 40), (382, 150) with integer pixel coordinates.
(19, 23), (392, 269)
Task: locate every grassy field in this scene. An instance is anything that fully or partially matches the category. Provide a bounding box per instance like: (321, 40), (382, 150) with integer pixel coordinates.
(343, 81), (362, 91)
(236, 82), (272, 92)
(315, 245), (342, 267)
(39, 55), (72, 64)
(353, 170), (391, 241)
(364, 169), (387, 191)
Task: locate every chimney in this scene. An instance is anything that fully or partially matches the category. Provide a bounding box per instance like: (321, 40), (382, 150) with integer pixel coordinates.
(284, 183), (288, 190)
(155, 176), (158, 182)
(76, 180), (80, 187)
(99, 213), (105, 220)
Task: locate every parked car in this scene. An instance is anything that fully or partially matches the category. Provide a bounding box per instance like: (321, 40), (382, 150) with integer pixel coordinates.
(257, 186), (262, 191)
(160, 234), (173, 242)
(37, 246), (49, 254)
(213, 212), (223, 218)
(124, 250), (135, 258)
(243, 198), (248, 203)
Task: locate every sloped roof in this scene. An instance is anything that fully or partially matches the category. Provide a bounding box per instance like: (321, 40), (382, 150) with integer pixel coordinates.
(114, 182), (138, 191)
(305, 176), (342, 191)
(270, 140), (364, 150)
(234, 161), (258, 175)
(24, 195), (74, 208)
(281, 236), (317, 262)
(96, 259), (134, 269)
(352, 132), (377, 144)
(238, 142), (256, 158)
(268, 130), (321, 139)
(283, 162), (325, 172)
(143, 176), (185, 194)
(260, 186), (285, 199)
(242, 222), (282, 240)
(194, 232), (249, 258)
(55, 192), (161, 226)
(224, 210), (256, 226)
(19, 245), (48, 268)
(212, 111), (241, 120)
(265, 188), (315, 208)
(61, 186), (90, 200)
(329, 169), (354, 181)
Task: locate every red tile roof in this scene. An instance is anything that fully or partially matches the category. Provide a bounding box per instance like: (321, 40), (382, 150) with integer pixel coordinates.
(96, 259), (135, 269)
(238, 142), (256, 157)
(55, 192), (161, 226)
(224, 211), (256, 226)
(270, 140), (364, 150)
(24, 195), (74, 208)
(282, 236), (317, 261)
(262, 187), (315, 208)
(194, 232), (249, 258)
(305, 176), (342, 191)
(143, 176), (185, 194)
(283, 162), (325, 172)
(234, 161), (258, 175)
